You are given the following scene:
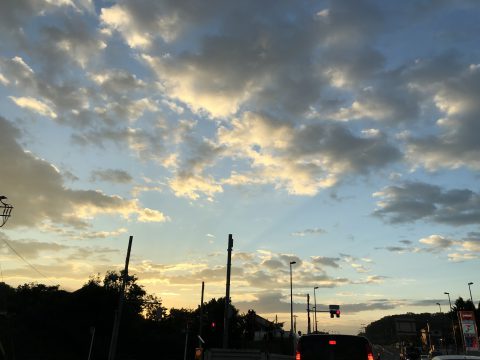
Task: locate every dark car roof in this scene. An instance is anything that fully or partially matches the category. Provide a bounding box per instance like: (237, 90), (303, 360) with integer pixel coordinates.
(298, 334), (371, 344)
(297, 334), (373, 360)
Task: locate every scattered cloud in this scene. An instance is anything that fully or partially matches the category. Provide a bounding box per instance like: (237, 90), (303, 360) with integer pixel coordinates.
(0, 116), (169, 229)
(311, 256), (341, 268)
(292, 228), (327, 237)
(90, 169), (133, 184)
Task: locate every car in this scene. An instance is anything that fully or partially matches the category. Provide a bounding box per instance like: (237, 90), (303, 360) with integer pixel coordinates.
(431, 356), (480, 360)
(295, 334), (374, 360)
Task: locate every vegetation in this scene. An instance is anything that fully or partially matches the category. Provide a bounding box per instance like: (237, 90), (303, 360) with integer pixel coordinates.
(363, 298), (480, 347)
(0, 271), (258, 360)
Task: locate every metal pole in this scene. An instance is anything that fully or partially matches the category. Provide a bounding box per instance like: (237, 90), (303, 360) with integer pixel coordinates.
(199, 281), (205, 349)
(87, 327), (95, 360)
(307, 294), (311, 334)
(314, 286), (318, 332)
(223, 234), (233, 349)
(108, 235), (133, 360)
(184, 321), (190, 360)
(436, 302), (442, 313)
(289, 261), (296, 355)
(445, 292), (458, 353)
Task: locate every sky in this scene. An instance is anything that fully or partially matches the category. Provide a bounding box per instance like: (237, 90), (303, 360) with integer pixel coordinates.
(0, 0), (479, 335)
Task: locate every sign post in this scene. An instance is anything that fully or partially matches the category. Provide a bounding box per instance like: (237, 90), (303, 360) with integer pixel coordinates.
(458, 311), (479, 353)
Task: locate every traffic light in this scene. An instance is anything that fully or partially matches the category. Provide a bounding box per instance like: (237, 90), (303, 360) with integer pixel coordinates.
(329, 305), (340, 318)
(211, 321), (216, 328)
(195, 347), (203, 360)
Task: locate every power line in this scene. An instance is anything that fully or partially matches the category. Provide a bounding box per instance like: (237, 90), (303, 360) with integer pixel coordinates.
(1, 237), (48, 279)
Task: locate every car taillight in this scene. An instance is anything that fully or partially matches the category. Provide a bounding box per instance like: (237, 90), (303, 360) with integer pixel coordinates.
(295, 351), (301, 360)
(366, 342), (374, 360)
(329, 340), (337, 345)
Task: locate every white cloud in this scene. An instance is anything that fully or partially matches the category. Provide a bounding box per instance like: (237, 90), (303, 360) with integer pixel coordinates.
(9, 96), (57, 118)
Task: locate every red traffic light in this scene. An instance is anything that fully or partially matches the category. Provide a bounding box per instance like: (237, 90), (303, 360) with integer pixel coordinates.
(211, 321), (216, 328)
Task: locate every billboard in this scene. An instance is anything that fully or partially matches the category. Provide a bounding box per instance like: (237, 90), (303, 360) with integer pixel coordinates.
(458, 311), (479, 352)
(395, 319), (416, 336)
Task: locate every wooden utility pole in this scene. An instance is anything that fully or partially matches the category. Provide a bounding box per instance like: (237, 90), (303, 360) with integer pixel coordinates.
(108, 235), (133, 360)
(223, 234), (233, 349)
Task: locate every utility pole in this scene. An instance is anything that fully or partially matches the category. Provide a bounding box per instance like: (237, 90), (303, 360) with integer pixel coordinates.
(307, 294), (311, 334)
(223, 234), (233, 349)
(199, 281), (205, 349)
(184, 321), (190, 360)
(108, 235), (133, 360)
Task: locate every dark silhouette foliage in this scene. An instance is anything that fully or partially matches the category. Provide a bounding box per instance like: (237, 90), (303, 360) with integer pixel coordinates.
(0, 272), (256, 360)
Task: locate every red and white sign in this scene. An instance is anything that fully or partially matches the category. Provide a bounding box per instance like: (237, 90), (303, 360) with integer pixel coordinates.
(459, 311), (479, 351)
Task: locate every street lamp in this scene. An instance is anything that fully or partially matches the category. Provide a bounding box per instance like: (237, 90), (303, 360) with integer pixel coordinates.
(444, 291), (458, 353)
(0, 196), (13, 227)
(436, 302), (442, 313)
(314, 286), (319, 332)
(289, 261), (296, 356)
(468, 282), (474, 305)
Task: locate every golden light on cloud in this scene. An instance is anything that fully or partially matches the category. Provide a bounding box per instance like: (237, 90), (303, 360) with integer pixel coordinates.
(100, 5), (152, 49)
(9, 96), (57, 119)
(169, 174), (223, 200)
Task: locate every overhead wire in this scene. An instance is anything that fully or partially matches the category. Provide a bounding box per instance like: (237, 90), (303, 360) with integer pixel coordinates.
(1, 237), (49, 279)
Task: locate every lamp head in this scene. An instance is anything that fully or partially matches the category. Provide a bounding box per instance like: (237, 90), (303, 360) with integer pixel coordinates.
(468, 282), (473, 286)
(290, 261), (296, 265)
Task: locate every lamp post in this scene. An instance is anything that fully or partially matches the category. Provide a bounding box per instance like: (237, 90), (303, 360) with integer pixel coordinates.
(468, 282), (474, 305)
(444, 291), (458, 353)
(289, 261), (296, 355)
(314, 286), (319, 332)
(436, 302), (442, 313)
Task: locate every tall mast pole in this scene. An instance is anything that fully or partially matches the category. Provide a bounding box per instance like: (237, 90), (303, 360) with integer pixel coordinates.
(223, 234), (233, 348)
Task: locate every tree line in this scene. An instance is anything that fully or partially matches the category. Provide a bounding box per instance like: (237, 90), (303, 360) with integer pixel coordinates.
(0, 270), (270, 360)
(364, 297), (480, 346)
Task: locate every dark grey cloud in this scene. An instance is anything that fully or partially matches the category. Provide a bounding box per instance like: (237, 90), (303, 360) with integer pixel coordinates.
(91, 169), (133, 184)
(291, 123), (402, 174)
(311, 256), (341, 268)
(405, 63), (480, 170)
(373, 181), (480, 225)
(235, 292), (398, 316)
(235, 291), (292, 314)
(260, 259), (284, 270)
(245, 270), (280, 288)
(71, 126), (168, 163)
(0, 235), (68, 259)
